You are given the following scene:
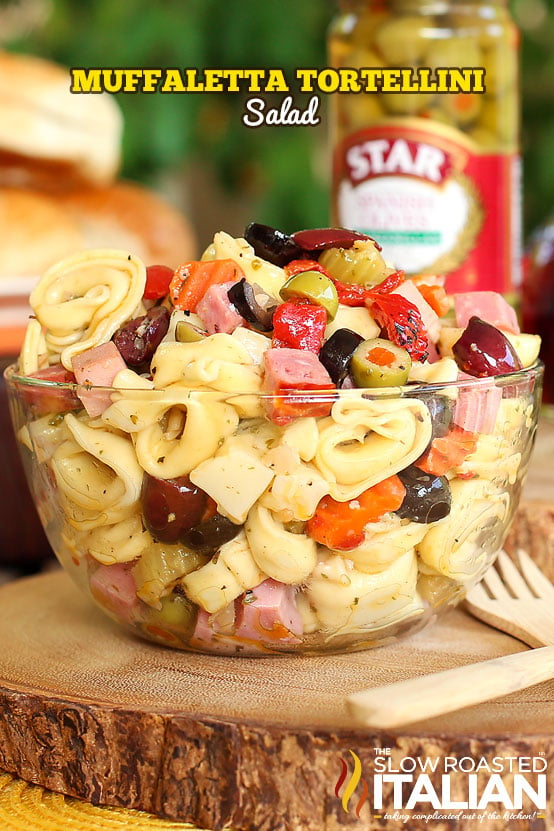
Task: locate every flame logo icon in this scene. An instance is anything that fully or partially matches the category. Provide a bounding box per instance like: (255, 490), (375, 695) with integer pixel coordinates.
(335, 750), (370, 817)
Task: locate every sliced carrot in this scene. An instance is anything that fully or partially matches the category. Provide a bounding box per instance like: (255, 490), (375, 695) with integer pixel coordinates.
(169, 259), (245, 312)
(306, 476), (406, 551)
(417, 425), (478, 477)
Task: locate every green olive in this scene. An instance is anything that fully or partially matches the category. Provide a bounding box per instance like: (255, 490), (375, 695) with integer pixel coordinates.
(374, 16), (429, 65)
(478, 93), (518, 149)
(438, 92), (482, 127)
(176, 319), (206, 343)
(152, 592), (195, 627)
(350, 337), (411, 388)
(381, 91), (435, 117)
(279, 271), (339, 320)
(425, 37), (483, 71)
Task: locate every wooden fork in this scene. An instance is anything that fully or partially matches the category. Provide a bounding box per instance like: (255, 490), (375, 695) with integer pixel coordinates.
(347, 549), (554, 728)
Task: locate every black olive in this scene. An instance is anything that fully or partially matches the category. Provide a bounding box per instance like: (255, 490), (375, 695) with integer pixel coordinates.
(414, 393), (455, 440)
(395, 465), (452, 524)
(452, 316), (522, 377)
(319, 328), (364, 385)
(244, 222), (306, 267)
(113, 305), (170, 370)
(227, 278), (277, 332)
(141, 473), (208, 543)
(180, 513), (241, 553)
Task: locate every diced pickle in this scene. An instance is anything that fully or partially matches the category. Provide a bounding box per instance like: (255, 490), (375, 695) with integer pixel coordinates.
(350, 337), (411, 387)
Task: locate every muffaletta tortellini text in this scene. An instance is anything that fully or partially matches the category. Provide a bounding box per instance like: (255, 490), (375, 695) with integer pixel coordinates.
(11, 225), (542, 655)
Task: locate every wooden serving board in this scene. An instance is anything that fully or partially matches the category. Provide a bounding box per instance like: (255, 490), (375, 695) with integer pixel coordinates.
(0, 498), (554, 831)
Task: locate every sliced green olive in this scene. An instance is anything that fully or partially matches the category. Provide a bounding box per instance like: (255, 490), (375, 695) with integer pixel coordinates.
(350, 337), (411, 387)
(279, 271), (339, 320)
(175, 319), (206, 343)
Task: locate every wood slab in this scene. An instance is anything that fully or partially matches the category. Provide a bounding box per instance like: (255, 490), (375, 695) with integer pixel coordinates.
(0, 509), (553, 831)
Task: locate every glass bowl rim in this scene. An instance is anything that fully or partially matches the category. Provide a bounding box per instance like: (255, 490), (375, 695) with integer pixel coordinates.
(3, 360), (545, 400)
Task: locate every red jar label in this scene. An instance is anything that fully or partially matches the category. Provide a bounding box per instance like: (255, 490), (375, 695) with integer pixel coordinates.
(333, 121), (521, 294)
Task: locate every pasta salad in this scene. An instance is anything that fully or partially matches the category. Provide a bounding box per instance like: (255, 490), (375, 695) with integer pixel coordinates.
(11, 223), (542, 655)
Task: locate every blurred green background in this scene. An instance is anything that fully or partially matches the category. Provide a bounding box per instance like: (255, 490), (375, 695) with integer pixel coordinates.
(1, 0), (553, 251)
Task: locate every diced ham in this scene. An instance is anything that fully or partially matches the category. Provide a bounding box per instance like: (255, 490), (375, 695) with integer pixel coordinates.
(89, 563), (139, 625)
(190, 608), (243, 655)
(234, 579), (303, 644)
(453, 376), (502, 434)
(393, 279), (441, 343)
(453, 291), (520, 334)
(263, 347), (334, 425)
(71, 341), (127, 417)
(425, 339), (440, 364)
(196, 281), (245, 334)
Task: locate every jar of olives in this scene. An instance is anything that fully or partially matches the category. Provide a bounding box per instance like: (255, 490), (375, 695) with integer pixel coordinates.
(328, 0), (520, 294)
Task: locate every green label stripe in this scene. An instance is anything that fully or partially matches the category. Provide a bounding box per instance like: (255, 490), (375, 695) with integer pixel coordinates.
(361, 230), (442, 245)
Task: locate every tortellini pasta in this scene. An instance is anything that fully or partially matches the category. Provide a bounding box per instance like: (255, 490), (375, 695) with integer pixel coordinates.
(134, 393), (239, 479)
(306, 549), (423, 637)
(245, 505), (317, 584)
(417, 479), (510, 583)
(14, 238), (541, 654)
(51, 413), (143, 530)
(30, 249), (146, 370)
(314, 394), (432, 499)
(202, 231), (286, 298)
(181, 531), (265, 613)
(151, 335), (263, 393)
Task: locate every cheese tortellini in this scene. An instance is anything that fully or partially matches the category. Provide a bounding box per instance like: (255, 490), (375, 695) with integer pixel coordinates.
(13, 241), (542, 655)
(30, 249), (146, 370)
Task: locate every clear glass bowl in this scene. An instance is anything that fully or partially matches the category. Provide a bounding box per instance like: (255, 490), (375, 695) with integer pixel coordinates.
(5, 362), (543, 656)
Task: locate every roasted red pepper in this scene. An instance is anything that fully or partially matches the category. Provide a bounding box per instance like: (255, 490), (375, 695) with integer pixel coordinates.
(333, 280), (368, 307)
(272, 299), (327, 353)
(331, 270), (405, 307)
(143, 265), (174, 300)
(284, 259), (331, 279)
(368, 270), (405, 295)
(367, 292), (429, 361)
(417, 426), (478, 476)
(306, 476), (406, 550)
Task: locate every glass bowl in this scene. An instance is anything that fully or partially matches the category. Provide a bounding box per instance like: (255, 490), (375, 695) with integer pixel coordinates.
(5, 362), (543, 656)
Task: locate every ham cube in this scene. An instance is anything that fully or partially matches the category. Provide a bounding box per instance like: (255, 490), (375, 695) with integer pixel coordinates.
(72, 341), (127, 416)
(196, 281), (244, 334)
(190, 608), (243, 655)
(454, 291), (520, 334)
(89, 563), (139, 625)
(234, 579), (303, 645)
(453, 377), (502, 434)
(393, 279), (441, 343)
(263, 347), (335, 425)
